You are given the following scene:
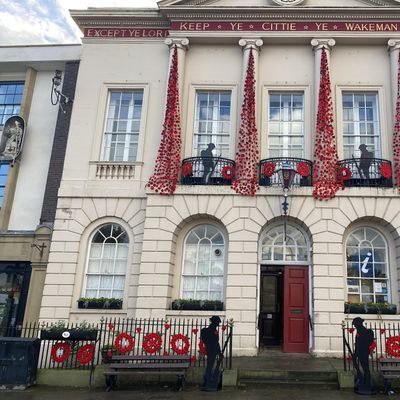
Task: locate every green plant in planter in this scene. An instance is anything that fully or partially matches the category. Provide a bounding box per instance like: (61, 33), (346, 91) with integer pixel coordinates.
(40, 319), (98, 340)
(171, 299), (224, 311)
(77, 297), (123, 309)
(344, 302), (397, 314)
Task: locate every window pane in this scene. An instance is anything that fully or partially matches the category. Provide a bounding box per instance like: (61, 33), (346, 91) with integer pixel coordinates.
(346, 227), (389, 303)
(84, 224), (129, 299)
(268, 92), (304, 158)
(102, 90), (143, 162)
(182, 224), (225, 301)
(193, 91), (232, 157)
(342, 92), (381, 159)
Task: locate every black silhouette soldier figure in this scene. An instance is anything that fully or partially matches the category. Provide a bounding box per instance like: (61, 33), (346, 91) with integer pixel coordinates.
(201, 143), (216, 183)
(352, 317), (374, 395)
(200, 315), (222, 391)
(358, 144), (373, 180)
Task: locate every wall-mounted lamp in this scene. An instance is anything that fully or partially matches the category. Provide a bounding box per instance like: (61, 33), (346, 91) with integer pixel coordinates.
(51, 70), (73, 113)
(277, 167), (297, 242)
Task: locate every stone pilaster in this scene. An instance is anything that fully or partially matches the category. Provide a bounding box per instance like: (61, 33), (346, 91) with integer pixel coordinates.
(388, 39), (400, 124)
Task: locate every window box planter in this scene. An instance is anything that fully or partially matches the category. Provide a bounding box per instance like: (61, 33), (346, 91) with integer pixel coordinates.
(77, 297), (123, 310)
(40, 328), (98, 341)
(345, 302), (397, 315)
(171, 299), (223, 311)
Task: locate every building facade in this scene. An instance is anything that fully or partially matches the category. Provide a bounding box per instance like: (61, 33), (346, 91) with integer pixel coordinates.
(0, 44), (80, 332)
(39, 0), (400, 356)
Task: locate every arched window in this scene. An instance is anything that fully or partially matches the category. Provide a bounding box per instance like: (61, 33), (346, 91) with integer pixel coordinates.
(261, 224), (308, 262)
(84, 223), (129, 299)
(346, 227), (389, 303)
(182, 224), (225, 301)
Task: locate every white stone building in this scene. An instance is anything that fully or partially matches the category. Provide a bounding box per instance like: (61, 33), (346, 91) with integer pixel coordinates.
(39, 0), (400, 356)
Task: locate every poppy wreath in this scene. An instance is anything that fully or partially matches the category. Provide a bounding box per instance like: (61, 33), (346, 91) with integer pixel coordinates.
(199, 339), (207, 355)
(51, 342), (71, 363)
(263, 162), (275, 177)
(380, 163), (392, 179)
(338, 166), (352, 181)
(77, 344), (96, 365)
(181, 162), (192, 177)
(386, 336), (400, 358)
(297, 162), (310, 177)
(142, 333), (162, 354)
(221, 166), (234, 180)
(170, 333), (190, 355)
(114, 332), (135, 354)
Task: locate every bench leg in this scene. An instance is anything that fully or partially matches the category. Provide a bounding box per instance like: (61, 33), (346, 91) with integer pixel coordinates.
(384, 378), (396, 396)
(105, 375), (117, 392)
(176, 375), (185, 391)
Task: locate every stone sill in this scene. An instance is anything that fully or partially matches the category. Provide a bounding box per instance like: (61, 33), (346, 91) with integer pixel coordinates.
(166, 310), (227, 318)
(344, 314), (399, 321)
(70, 309), (127, 315)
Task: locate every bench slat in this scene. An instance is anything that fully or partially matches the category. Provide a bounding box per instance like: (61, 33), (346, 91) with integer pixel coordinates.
(381, 366), (400, 371)
(379, 358), (400, 364)
(109, 362), (190, 370)
(104, 370), (186, 376)
(111, 355), (190, 361)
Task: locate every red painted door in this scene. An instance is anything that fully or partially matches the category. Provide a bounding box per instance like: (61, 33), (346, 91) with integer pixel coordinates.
(283, 266), (309, 353)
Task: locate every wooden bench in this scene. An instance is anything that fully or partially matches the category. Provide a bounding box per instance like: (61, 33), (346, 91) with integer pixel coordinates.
(379, 357), (400, 395)
(104, 355), (190, 391)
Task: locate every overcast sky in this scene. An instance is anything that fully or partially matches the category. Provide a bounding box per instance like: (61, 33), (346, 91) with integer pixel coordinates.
(0, 0), (158, 45)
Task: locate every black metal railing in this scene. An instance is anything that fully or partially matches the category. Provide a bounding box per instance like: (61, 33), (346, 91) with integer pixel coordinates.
(180, 157), (235, 185)
(259, 157), (313, 187)
(338, 158), (393, 188)
(342, 320), (400, 372)
(1, 317), (233, 370)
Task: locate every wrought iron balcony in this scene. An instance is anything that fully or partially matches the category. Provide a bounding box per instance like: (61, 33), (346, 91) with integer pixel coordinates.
(180, 157), (235, 185)
(338, 158), (393, 188)
(259, 157), (313, 187)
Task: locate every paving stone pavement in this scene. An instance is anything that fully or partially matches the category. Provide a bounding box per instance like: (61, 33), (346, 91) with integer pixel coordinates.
(0, 386), (390, 400)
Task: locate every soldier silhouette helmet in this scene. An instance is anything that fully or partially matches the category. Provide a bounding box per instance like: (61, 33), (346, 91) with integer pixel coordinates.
(352, 317), (364, 328)
(210, 316), (221, 325)
(359, 144), (367, 150)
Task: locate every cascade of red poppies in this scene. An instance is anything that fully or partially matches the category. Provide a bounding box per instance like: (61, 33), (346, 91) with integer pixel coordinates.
(232, 49), (259, 196)
(312, 47), (341, 201)
(393, 52), (400, 188)
(147, 46), (181, 195)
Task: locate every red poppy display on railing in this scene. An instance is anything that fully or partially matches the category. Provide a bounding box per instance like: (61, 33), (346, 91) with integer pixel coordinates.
(114, 332), (135, 354)
(170, 333), (190, 355)
(181, 162), (193, 177)
(338, 166), (352, 181)
(386, 336), (400, 358)
(221, 165), (234, 180)
(380, 163), (392, 179)
(142, 333), (163, 354)
(263, 162), (275, 177)
(297, 162), (310, 177)
(51, 342), (71, 363)
(77, 344), (95, 365)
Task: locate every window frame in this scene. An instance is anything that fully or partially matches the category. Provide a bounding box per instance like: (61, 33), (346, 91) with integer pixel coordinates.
(262, 85), (311, 160)
(180, 223), (226, 302)
(184, 84), (237, 160)
(336, 86), (387, 160)
(259, 223), (311, 265)
(90, 83), (149, 174)
(82, 223), (130, 300)
(345, 226), (391, 304)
